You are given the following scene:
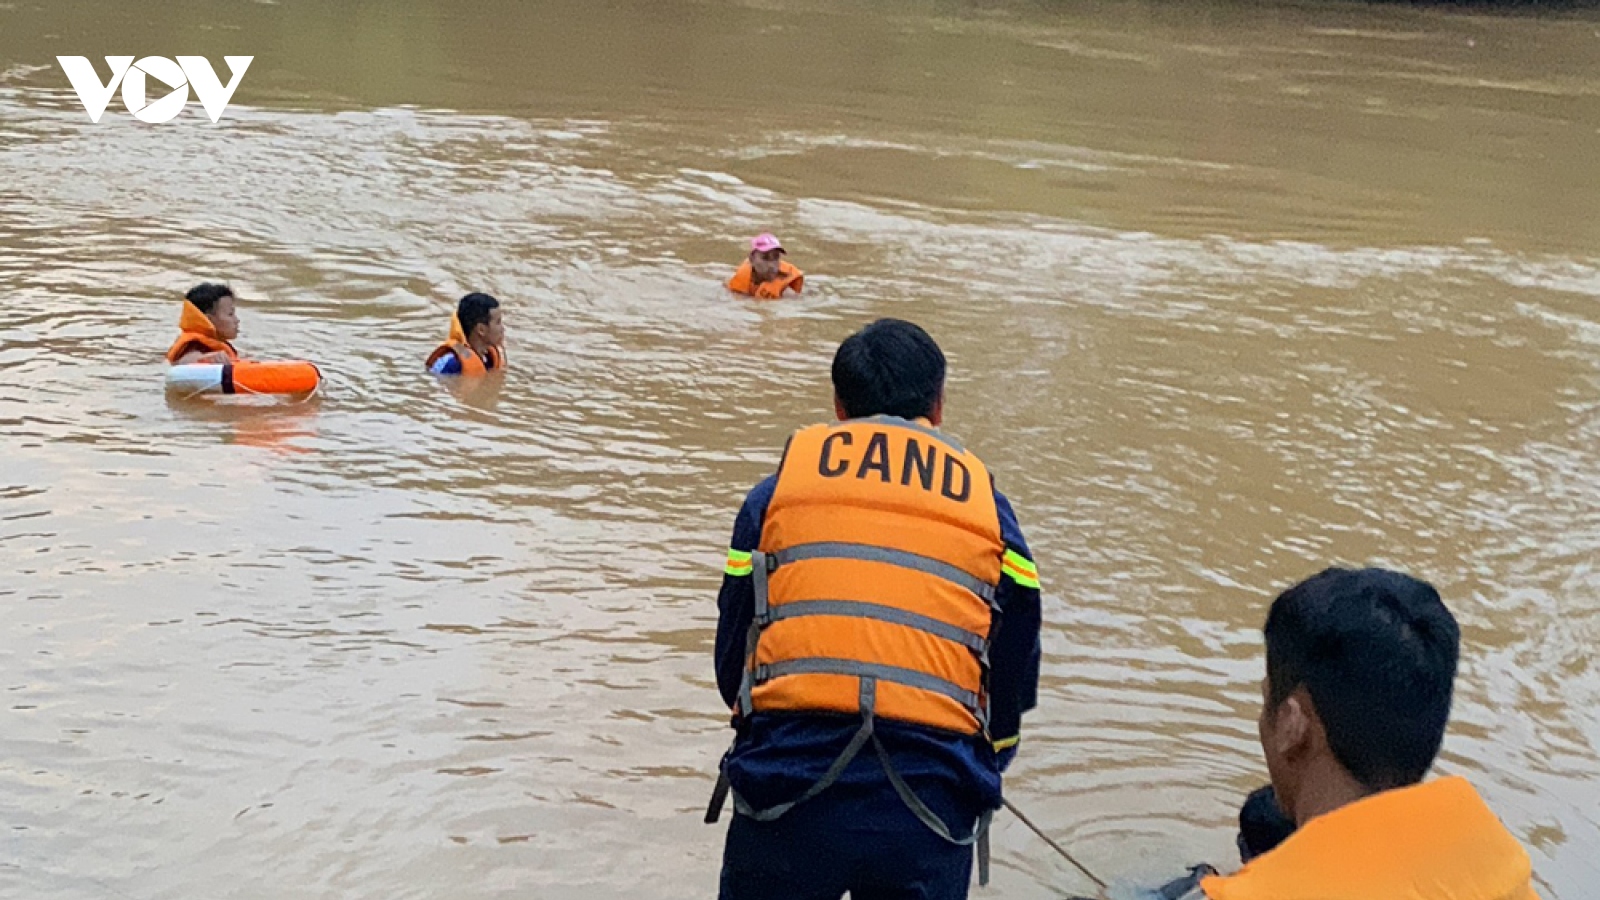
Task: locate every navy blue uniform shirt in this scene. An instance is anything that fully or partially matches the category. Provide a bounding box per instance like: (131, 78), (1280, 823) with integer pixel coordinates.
(714, 470), (1042, 819)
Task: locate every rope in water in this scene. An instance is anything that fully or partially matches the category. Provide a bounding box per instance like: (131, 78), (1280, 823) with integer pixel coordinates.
(1002, 797), (1108, 891)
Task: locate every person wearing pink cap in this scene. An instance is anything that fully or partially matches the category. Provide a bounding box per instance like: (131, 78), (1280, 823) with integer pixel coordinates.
(727, 233), (804, 299)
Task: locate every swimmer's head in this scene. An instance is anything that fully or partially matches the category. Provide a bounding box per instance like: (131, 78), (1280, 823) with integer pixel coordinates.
(749, 233), (785, 283)
(458, 292), (503, 349)
(186, 283), (239, 340)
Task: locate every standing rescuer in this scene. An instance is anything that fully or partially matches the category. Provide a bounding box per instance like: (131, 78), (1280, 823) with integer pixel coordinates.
(707, 318), (1042, 900)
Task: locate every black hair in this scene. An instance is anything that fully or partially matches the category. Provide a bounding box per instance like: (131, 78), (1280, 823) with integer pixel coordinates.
(1237, 785), (1295, 862)
(830, 318), (946, 421)
(1264, 567), (1459, 792)
(185, 283), (234, 314)
(457, 292), (500, 338)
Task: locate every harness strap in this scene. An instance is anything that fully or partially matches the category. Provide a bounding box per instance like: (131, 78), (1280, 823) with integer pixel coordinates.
(978, 813), (991, 886)
(730, 679), (879, 822)
(704, 773), (731, 824)
(870, 731), (992, 885)
(707, 681), (994, 887)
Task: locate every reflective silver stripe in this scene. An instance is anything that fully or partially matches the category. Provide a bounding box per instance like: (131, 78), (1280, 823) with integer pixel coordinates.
(756, 658), (981, 714)
(768, 600), (987, 654)
(771, 542), (996, 603)
(862, 415), (966, 454)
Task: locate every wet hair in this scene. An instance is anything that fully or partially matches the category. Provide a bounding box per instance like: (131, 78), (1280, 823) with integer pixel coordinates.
(1237, 785), (1295, 862)
(1264, 567), (1459, 792)
(831, 318), (946, 421)
(457, 292), (500, 338)
(185, 283), (234, 315)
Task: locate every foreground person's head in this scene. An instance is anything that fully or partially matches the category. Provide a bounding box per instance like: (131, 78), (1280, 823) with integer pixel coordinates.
(831, 318), (946, 425)
(1259, 567), (1459, 826)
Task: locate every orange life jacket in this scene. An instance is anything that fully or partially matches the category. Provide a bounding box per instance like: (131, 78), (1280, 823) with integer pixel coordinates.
(727, 260), (804, 300)
(425, 314), (505, 376)
(741, 417), (1004, 736)
(166, 300), (239, 364)
(1201, 776), (1540, 900)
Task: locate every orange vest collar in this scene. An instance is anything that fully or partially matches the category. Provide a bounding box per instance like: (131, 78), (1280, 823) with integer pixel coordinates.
(1202, 777), (1538, 900)
(447, 312), (469, 346)
(178, 300), (220, 340)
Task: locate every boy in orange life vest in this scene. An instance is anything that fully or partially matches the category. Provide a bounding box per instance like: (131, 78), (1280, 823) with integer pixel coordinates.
(1162, 569), (1538, 900)
(726, 233), (803, 299)
(166, 283), (241, 365)
(708, 318), (1042, 900)
(426, 292), (506, 376)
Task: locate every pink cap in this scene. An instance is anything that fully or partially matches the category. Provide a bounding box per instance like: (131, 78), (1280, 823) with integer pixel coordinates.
(751, 233), (785, 253)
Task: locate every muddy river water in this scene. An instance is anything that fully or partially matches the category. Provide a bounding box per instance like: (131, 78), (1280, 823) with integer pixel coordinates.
(1, 0), (1598, 897)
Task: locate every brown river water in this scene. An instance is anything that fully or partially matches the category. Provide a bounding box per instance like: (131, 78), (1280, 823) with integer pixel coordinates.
(2, 1), (1598, 897)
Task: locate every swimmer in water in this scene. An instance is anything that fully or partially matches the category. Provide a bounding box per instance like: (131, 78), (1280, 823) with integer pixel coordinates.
(726, 233), (803, 299)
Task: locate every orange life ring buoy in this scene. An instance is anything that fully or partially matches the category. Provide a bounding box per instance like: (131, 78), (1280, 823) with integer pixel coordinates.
(166, 361), (322, 396)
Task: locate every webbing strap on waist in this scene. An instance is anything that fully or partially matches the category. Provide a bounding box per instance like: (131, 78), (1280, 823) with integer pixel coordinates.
(771, 542), (996, 603)
(704, 772), (731, 824)
(729, 678), (879, 822)
(766, 599), (988, 654)
(756, 657), (982, 717)
(871, 725), (992, 885)
(709, 677), (993, 886)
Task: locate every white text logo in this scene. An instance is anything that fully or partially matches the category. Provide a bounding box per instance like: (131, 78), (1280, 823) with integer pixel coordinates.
(57, 56), (253, 124)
